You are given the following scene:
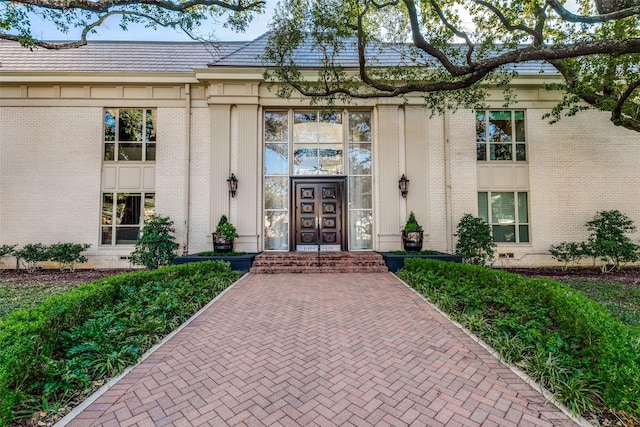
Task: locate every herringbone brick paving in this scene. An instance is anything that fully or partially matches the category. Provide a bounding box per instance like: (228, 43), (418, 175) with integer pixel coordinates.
(66, 273), (577, 426)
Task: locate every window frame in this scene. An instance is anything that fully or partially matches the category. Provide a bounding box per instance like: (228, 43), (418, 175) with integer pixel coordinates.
(476, 110), (526, 162)
(103, 108), (157, 162)
(478, 191), (530, 243)
(101, 192), (155, 245)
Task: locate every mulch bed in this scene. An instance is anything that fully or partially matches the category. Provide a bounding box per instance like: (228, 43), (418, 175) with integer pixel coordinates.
(506, 267), (640, 286)
(0, 269), (133, 287)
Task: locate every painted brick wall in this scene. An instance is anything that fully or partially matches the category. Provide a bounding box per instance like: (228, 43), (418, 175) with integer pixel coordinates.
(0, 106), (106, 267)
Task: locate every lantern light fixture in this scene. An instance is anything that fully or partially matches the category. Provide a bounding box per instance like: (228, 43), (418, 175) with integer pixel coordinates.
(398, 174), (409, 198)
(227, 173), (238, 197)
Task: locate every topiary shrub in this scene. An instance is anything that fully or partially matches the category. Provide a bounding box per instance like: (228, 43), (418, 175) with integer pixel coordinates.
(455, 214), (496, 266)
(130, 215), (179, 269)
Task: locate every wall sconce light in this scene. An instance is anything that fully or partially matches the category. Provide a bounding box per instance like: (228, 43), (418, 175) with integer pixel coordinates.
(227, 173), (238, 197)
(398, 174), (409, 198)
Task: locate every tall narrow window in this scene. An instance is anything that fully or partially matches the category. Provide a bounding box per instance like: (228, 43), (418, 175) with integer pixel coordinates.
(264, 111), (290, 250)
(104, 109), (157, 162)
(476, 110), (526, 161)
(101, 192), (155, 245)
(478, 192), (529, 243)
(348, 111), (372, 250)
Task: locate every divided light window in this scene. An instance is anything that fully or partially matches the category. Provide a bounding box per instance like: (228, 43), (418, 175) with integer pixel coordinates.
(476, 110), (526, 161)
(102, 193), (155, 245)
(104, 109), (157, 161)
(478, 192), (529, 243)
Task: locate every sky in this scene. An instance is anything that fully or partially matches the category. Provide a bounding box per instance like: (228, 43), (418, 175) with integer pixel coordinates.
(29, 3), (273, 43)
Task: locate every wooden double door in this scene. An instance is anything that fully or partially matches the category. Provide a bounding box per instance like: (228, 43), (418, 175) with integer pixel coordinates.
(292, 177), (346, 251)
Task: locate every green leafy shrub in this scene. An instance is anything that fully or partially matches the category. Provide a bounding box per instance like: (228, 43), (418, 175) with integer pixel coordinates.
(0, 261), (238, 425)
(13, 243), (50, 272)
(403, 211), (422, 232)
(398, 259), (640, 419)
(455, 214), (496, 266)
(130, 215), (179, 269)
(586, 210), (639, 272)
(549, 241), (585, 271)
(214, 215), (238, 242)
(48, 243), (91, 271)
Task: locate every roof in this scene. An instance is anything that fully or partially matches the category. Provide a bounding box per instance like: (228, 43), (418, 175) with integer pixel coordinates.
(212, 33), (557, 75)
(0, 40), (244, 73)
(0, 33), (557, 75)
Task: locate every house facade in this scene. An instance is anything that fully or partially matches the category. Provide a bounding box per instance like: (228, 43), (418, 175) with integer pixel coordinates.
(1, 36), (639, 269)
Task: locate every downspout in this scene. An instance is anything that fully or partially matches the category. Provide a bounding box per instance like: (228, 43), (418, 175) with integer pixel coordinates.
(443, 111), (453, 253)
(183, 83), (192, 254)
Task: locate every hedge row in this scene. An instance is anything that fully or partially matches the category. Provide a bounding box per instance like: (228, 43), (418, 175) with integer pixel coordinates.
(398, 259), (640, 418)
(0, 261), (238, 425)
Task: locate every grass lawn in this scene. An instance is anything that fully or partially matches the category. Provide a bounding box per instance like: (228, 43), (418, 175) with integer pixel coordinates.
(563, 279), (640, 327)
(0, 281), (78, 319)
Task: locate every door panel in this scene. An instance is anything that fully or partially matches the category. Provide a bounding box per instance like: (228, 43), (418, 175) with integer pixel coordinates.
(293, 179), (345, 251)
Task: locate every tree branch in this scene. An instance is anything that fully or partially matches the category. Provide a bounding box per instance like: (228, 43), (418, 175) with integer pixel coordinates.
(546, 0), (640, 23)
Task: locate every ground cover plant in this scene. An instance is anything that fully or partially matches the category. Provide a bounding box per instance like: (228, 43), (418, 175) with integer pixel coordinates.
(0, 261), (238, 426)
(398, 259), (640, 424)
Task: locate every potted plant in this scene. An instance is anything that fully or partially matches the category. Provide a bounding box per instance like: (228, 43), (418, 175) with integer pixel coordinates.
(212, 215), (238, 253)
(402, 211), (424, 252)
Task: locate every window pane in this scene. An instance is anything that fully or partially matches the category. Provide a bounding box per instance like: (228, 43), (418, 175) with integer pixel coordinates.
(145, 110), (157, 142)
(102, 193), (113, 225)
(350, 210), (372, 250)
(515, 111), (525, 142)
(488, 111), (512, 142)
(116, 193), (141, 225)
(101, 226), (112, 245)
(475, 112), (486, 142)
(104, 110), (116, 141)
(265, 143), (289, 175)
(116, 227), (140, 244)
(265, 211), (289, 250)
(318, 112), (342, 143)
(264, 177), (288, 209)
(477, 143), (486, 161)
(519, 225), (530, 242)
(490, 143), (512, 160)
(144, 193), (155, 223)
(146, 143), (156, 161)
(349, 144), (372, 175)
(118, 109), (144, 141)
(477, 192), (488, 222)
(491, 192), (515, 224)
(518, 192), (528, 223)
(293, 145), (319, 175)
(493, 225), (516, 242)
(516, 144), (526, 161)
(349, 112), (371, 142)
(104, 143), (115, 161)
(319, 145), (343, 175)
(349, 176), (372, 209)
(293, 112), (317, 143)
(265, 112), (288, 142)
(118, 143), (143, 161)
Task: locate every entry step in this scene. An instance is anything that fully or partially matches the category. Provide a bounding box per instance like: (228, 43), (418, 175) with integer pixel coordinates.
(250, 252), (388, 274)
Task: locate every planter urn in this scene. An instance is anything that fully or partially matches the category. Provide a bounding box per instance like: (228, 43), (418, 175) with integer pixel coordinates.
(402, 230), (424, 252)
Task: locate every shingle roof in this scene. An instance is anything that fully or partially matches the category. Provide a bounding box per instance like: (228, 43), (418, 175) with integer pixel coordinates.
(0, 33), (557, 75)
(212, 33), (557, 75)
(0, 40), (244, 72)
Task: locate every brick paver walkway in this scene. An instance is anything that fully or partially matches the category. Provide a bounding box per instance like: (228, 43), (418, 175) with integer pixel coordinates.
(65, 273), (577, 426)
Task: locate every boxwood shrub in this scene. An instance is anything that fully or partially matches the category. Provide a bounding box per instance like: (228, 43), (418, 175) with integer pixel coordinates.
(398, 259), (640, 419)
(0, 261), (238, 425)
